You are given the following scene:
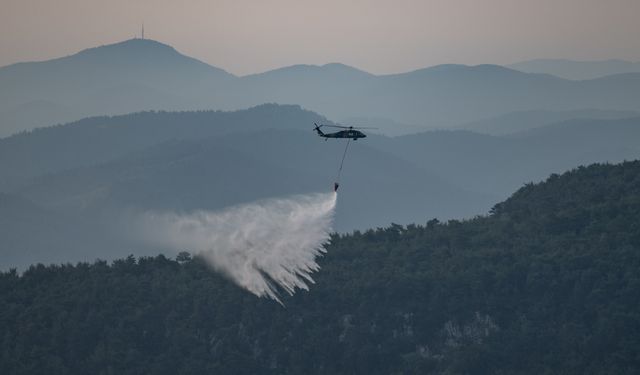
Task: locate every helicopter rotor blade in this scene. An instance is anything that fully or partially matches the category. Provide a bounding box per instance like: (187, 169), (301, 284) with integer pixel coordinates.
(321, 124), (351, 129)
(334, 125), (379, 130)
(319, 124), (379, 130)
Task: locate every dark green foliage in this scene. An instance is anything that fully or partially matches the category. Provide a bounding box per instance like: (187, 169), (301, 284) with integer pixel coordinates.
(2, 161), (640, 374)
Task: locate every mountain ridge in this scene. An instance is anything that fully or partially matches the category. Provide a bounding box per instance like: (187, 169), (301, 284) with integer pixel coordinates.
(509, 58), (640, 80)
(2, 38), (640, 137)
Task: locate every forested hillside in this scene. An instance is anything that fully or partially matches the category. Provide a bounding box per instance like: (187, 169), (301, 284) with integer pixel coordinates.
(2, 161), (640, 374)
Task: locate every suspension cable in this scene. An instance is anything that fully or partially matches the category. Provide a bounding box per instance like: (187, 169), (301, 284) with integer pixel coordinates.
(335, 139), (351, 183)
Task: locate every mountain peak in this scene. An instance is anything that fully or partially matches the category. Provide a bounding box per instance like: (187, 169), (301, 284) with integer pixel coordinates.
(245, 62), (372, 80)
(73, 38), (183, 62)
(385, 63), (530, 79)
(319, 63), (373, 76)
(45, 38), (234, 77)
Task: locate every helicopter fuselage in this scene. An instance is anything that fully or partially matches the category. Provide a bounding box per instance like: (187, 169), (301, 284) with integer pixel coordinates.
(318, 129), (366, 140)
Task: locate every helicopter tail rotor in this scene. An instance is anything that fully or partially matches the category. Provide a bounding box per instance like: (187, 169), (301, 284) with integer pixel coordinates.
(313, 123), (325, 136)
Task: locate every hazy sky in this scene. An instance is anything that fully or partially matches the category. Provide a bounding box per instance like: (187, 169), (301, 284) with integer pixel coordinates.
(1, 0), (639, 75)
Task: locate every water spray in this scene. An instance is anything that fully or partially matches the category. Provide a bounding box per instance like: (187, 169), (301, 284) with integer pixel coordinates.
(138, 192), (337, 303)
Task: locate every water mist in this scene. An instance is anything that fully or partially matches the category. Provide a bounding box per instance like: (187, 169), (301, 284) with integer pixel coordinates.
(138, 192), (337, 303)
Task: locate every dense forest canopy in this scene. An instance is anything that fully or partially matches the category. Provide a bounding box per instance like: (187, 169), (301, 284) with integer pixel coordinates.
(2, 161), (640, 374)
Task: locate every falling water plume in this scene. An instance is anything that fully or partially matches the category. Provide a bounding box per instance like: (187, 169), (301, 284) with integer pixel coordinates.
(139, 192), (337, 303)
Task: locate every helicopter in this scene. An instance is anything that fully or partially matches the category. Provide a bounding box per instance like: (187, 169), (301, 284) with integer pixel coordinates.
(313, 123), (375, 140)
(313, 123), (376, 192)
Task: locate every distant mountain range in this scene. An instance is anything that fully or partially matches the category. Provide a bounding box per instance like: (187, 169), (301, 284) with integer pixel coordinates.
(2, 39), (640, 137)
(457, 108), (640, 136)
(509, 59), (640, 80)
(1, 104), (639, 268)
